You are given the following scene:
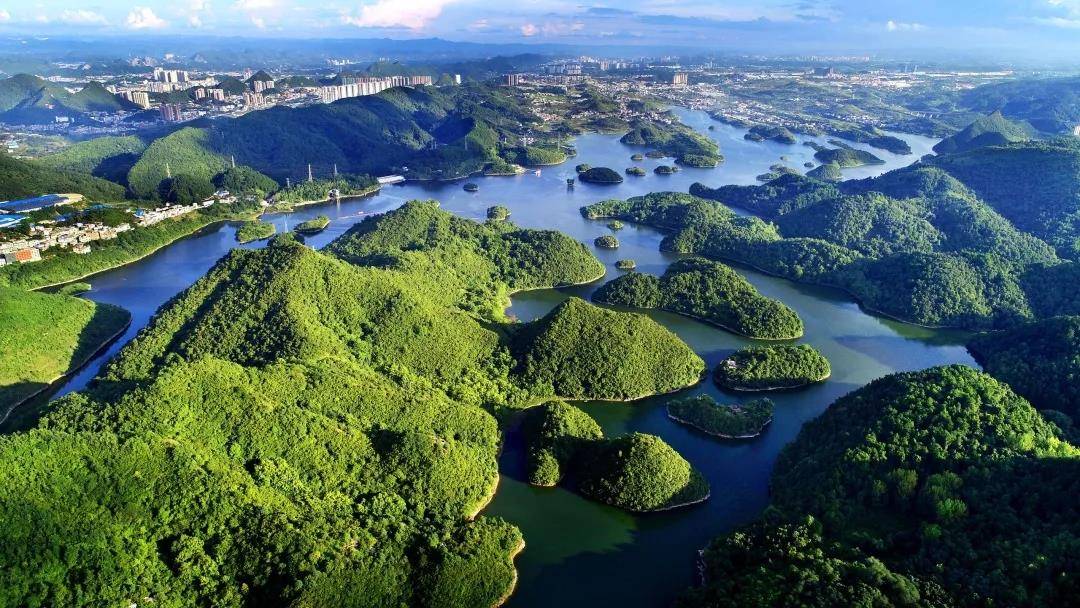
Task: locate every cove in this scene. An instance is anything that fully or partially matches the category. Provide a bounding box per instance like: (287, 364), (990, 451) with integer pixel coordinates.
(19, 109), (969, 607)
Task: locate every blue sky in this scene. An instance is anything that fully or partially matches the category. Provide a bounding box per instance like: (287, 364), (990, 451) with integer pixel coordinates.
(5, 1), (1080, 57)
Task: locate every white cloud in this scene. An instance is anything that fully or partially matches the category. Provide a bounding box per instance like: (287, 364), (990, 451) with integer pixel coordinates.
(886, 20), (925, 32)
(520, 22), (538, 36)
(251, 16), (266, 28)
(1034, 16), (1080, 27)
(342, 0), (456, 30)
(126, 7), (168, 29)
(234, 0), (279, 10)
(0, 10), (10, 23)
(59, 10), (109, 26)
(468, 18), (489, 31)
(189, 14), (203, 27)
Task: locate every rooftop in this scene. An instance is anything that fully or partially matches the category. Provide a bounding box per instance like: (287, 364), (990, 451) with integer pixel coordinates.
(0, 194), (75, 213)
(0, 213), (27, 229)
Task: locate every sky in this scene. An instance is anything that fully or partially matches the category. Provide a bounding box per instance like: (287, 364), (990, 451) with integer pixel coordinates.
(4, 1), (1080, 59)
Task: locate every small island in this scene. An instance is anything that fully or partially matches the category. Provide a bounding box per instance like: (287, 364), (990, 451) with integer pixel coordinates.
(575, 163), (591, 173)
(645, 150), (666, 158)
(744, 125), (798, 144)
(463, 182), (480, 192)
(521, 402), (710, 512)
(615, 259), (636, 270)
(713, 344), (831, 391)
(295, 215), (330, 234)
(667, 395), (774, 438)
(592, 258), (804, 340)
(630, 153), (644, 161)
(487, 205), (511, 221)
(607, 220), (624, 230)
(806, 141), (884, 168)
(625, 166), (646, 176)
(579, 166), (624, 184)
(654, 165), (679, 175)
(594, 235), (619, 249)
(807, 162), (842, 181)
(236, 220), (276, 243)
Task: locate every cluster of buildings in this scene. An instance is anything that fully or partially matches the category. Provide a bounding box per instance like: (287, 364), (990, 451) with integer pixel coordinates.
(0, 193), (233, 266)
(317, 75), (433, 103)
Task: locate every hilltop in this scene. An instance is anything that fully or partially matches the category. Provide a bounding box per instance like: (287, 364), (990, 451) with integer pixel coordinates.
(932, 111), (1030, 154)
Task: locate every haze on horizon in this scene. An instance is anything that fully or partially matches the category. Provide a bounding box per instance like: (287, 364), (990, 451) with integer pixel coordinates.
(4, 1), (1080, 63)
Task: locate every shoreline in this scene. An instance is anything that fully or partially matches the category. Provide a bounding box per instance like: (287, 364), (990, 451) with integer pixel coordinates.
(492, 538), (527, 608)
(0, 314), (131, 427)
(714, 371), (831, 393)
(263, 185), (382, 214)
(666, 410), (773, 439)
(640, 488), (712, 513)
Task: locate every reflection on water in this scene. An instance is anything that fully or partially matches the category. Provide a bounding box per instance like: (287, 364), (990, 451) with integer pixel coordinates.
(33, 109), (967, 608)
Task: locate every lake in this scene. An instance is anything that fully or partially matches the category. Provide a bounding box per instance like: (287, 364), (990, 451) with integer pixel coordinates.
(40, 109), (969, 607)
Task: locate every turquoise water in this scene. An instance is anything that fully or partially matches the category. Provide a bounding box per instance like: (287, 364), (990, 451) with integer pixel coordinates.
(43, 109), (967, 607)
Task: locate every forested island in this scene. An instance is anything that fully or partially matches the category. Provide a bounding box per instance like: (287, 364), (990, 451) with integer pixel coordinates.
(0, 201), (714, 607)
(294, 215), (330, 234)
(676, 365), (1079, 608)
(235, 220), (275, 243)
(521, 401), (710, 511)
(713, 344), (831, 391)
(667, 395), (774, 438)
(579, 166), (624, 184)
(620, 118), (722, 167)
(591, 257), (804, 339)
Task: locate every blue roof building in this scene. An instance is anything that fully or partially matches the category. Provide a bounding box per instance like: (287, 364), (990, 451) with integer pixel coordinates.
(0, 194), (73, 213)
(0, 214), (27, 229)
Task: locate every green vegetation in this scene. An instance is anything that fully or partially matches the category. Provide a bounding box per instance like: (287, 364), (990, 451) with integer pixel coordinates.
(714, 344), (830, 391)
(579, 166), (623, 184)
(486, 205), (511, 221)
(274, 175), (379, 206)
(594, 235), (619, 249)
(0, 151), (126, 202)
(625, 166), (646, 176)
(575, 163), (591, 173)
(0, 198), (707, 606)
(463, 182), (479, 192)
(667, 395), (774, 438)
(578, 433), (710, 511)
(806, 161), (842, 181)
(810, 143), (885, 168)
(745, 125), (797, 144)
(521, 402), (709, 511)
(127, 127), (228, 201)
(0, 286), (129, 409)
(521, 401), (603, 486)
(0, 201), (262, 290)
(36, 136), (147, 185)
(512, 298), (705, 400)
(630, 153), (644, 161)
(968, 316), (1080, 422)
(620, 118), (721, 167)
(592, 258), (803, 339)
(615, 259), (636, 270)
(606, 220), (624, 230)
(235, 220), (276, 243)
(678, 365), (1079, 608)
(294, 215), (330, 234)
(212, 165), (279, 196)
(654, 164), (678, 175)
(162, 173), (215, 204)
(518, 146), (566, 166)
(325, 201), (604, 319)
(933, 111), (1030, 154)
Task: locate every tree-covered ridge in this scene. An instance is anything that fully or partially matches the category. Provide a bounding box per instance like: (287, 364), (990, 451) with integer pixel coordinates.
(511, 297), (705, 401)
(713, 344), (830, 391)
(36, 135), (148, 185)
(0, 150), (126, 202)
(620, 118), (722, 167)
(679, 366), (1079, 608)
(123, 84), (537, 201)
(926, 138), (1080, 258)
(932, 111), (1030, 154)
(968, 315), (1080, 423)
(667, 395), (774, 438)
(520, 401), (709, 511)
(326, 200), (605, 319)
(0, 286), (129, 409)
(592, 257), (804, 339)
(0, 201), (707, 606)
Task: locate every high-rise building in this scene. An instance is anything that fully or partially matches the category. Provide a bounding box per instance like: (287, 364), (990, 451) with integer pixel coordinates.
(243, 91), (264, 108)
(671, 72), (689, 85)
(317, 75), (433, 104)
(160, 103), (183, 122)
(453, 74), (462, 85)
(207, 88), (226, 102)
(503, 73), (523, 86)
(119, 90), (151, 109)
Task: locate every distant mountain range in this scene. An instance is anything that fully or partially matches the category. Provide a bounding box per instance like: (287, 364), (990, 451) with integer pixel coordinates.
(0, 73), (136, 125)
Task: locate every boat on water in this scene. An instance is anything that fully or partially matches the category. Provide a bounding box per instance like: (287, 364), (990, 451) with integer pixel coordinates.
(566, 178), (575, 188)
(534, 169), (542, 176)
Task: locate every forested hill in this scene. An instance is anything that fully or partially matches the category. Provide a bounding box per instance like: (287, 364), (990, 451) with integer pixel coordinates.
(0, 202), (707, 606)
(0, 73), (136, 124)
(121, 83), (535, 199)
(677, 365), (1079, 608)
(932, 111), (1030, 154)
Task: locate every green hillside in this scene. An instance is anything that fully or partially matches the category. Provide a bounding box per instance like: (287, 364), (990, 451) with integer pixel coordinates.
(677, 365), (1079, 607)
(36, 136), (147, 184)
(0, 287), (129, 409)
(932, 111), (1030, 154)
(968, 316), (1080, 422)
(592, 257), (804, 339)
(0, 151), (126, 201)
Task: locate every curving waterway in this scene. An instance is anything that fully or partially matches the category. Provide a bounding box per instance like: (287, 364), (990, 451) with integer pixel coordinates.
(29, 109), (972, 607)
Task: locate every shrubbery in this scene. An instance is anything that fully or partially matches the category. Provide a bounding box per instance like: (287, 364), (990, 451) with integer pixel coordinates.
(713, 344), (831, 391)
(667, 395), (774, 438)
